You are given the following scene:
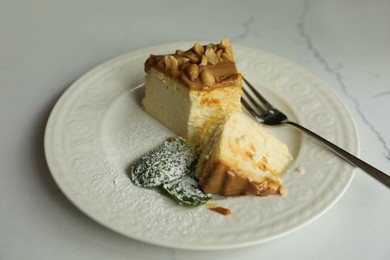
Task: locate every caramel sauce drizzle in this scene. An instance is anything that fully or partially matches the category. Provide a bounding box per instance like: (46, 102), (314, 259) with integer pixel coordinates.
(206, 203), (232, 216)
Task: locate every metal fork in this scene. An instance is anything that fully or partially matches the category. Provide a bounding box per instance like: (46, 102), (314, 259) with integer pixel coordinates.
(241, 77), (390, 189)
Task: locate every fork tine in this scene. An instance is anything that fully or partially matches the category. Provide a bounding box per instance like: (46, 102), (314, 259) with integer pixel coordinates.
(241, 96), (259, 118)
(242, 77), (273, 109)
(241, 76), (288, 125)
(242, 87), (267, 114)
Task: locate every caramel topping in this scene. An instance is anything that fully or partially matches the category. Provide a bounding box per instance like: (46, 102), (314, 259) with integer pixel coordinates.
(200, 160), (282, 196)
(144, 39), (242, 91)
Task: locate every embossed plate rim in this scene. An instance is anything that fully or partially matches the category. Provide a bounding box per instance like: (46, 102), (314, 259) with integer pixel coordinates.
(44, 42), (359, 250)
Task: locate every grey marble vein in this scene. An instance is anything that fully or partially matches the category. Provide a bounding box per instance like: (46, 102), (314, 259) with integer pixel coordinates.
(298, 0), (390, 160)
(231, 16), (254, 42)
(372, 90), (390, 99)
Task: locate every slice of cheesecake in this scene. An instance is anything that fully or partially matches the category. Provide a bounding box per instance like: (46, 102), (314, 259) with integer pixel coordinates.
(196, 112), (292, 196)
(142, 39), (242, 147)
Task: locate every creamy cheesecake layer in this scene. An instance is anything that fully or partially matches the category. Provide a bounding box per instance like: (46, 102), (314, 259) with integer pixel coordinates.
(143, 69), (242, 146)
(196, 112), (292, 196)
(143, 69), (192, 137)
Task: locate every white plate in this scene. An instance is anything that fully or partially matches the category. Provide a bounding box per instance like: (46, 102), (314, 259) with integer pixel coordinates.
(44, 43), (359, 250)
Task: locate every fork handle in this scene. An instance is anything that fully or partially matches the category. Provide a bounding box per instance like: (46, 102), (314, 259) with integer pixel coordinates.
(284, 120), (390, 189)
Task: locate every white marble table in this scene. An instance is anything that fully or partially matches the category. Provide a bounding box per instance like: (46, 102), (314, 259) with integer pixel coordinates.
(1, 0), (389, 259)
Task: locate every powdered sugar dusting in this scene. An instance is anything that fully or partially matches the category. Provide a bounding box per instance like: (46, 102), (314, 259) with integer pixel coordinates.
(93, 86), (220, 242)
(130, 138), (197, 188)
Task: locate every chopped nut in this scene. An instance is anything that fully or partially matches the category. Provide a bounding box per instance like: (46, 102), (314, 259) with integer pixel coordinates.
(157, 58), (165, 70)
(177, 57), (190, 66)
(205, 48), (218, 65)
(219, 38), (230, 49)
(206, 43), (217, 52)
(180, 62), (190, 71)
(200, 70), (215, 86)
(168, 55), (178, 70)
(163, 56), (171, 69)
(222, 46), (234, 61)
(184, 51), (199, 63)
(222, 53), (234, 61)
(162, 55), (178, 71)
(193, 42), (204, 57)
(199, 55), (208, 66)
(175, 50), (185, 56)
(224, 46), (233, 58)
(186, 63), (199, 81)
(216, 49), (223, 58)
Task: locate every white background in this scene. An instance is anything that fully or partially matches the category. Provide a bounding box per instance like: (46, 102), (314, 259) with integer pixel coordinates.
(1, 0), (389, 259)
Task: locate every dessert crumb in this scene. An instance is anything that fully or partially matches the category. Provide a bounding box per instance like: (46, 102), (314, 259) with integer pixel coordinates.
(280, 186), (288, 197)
(296, 166), (305, 174)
